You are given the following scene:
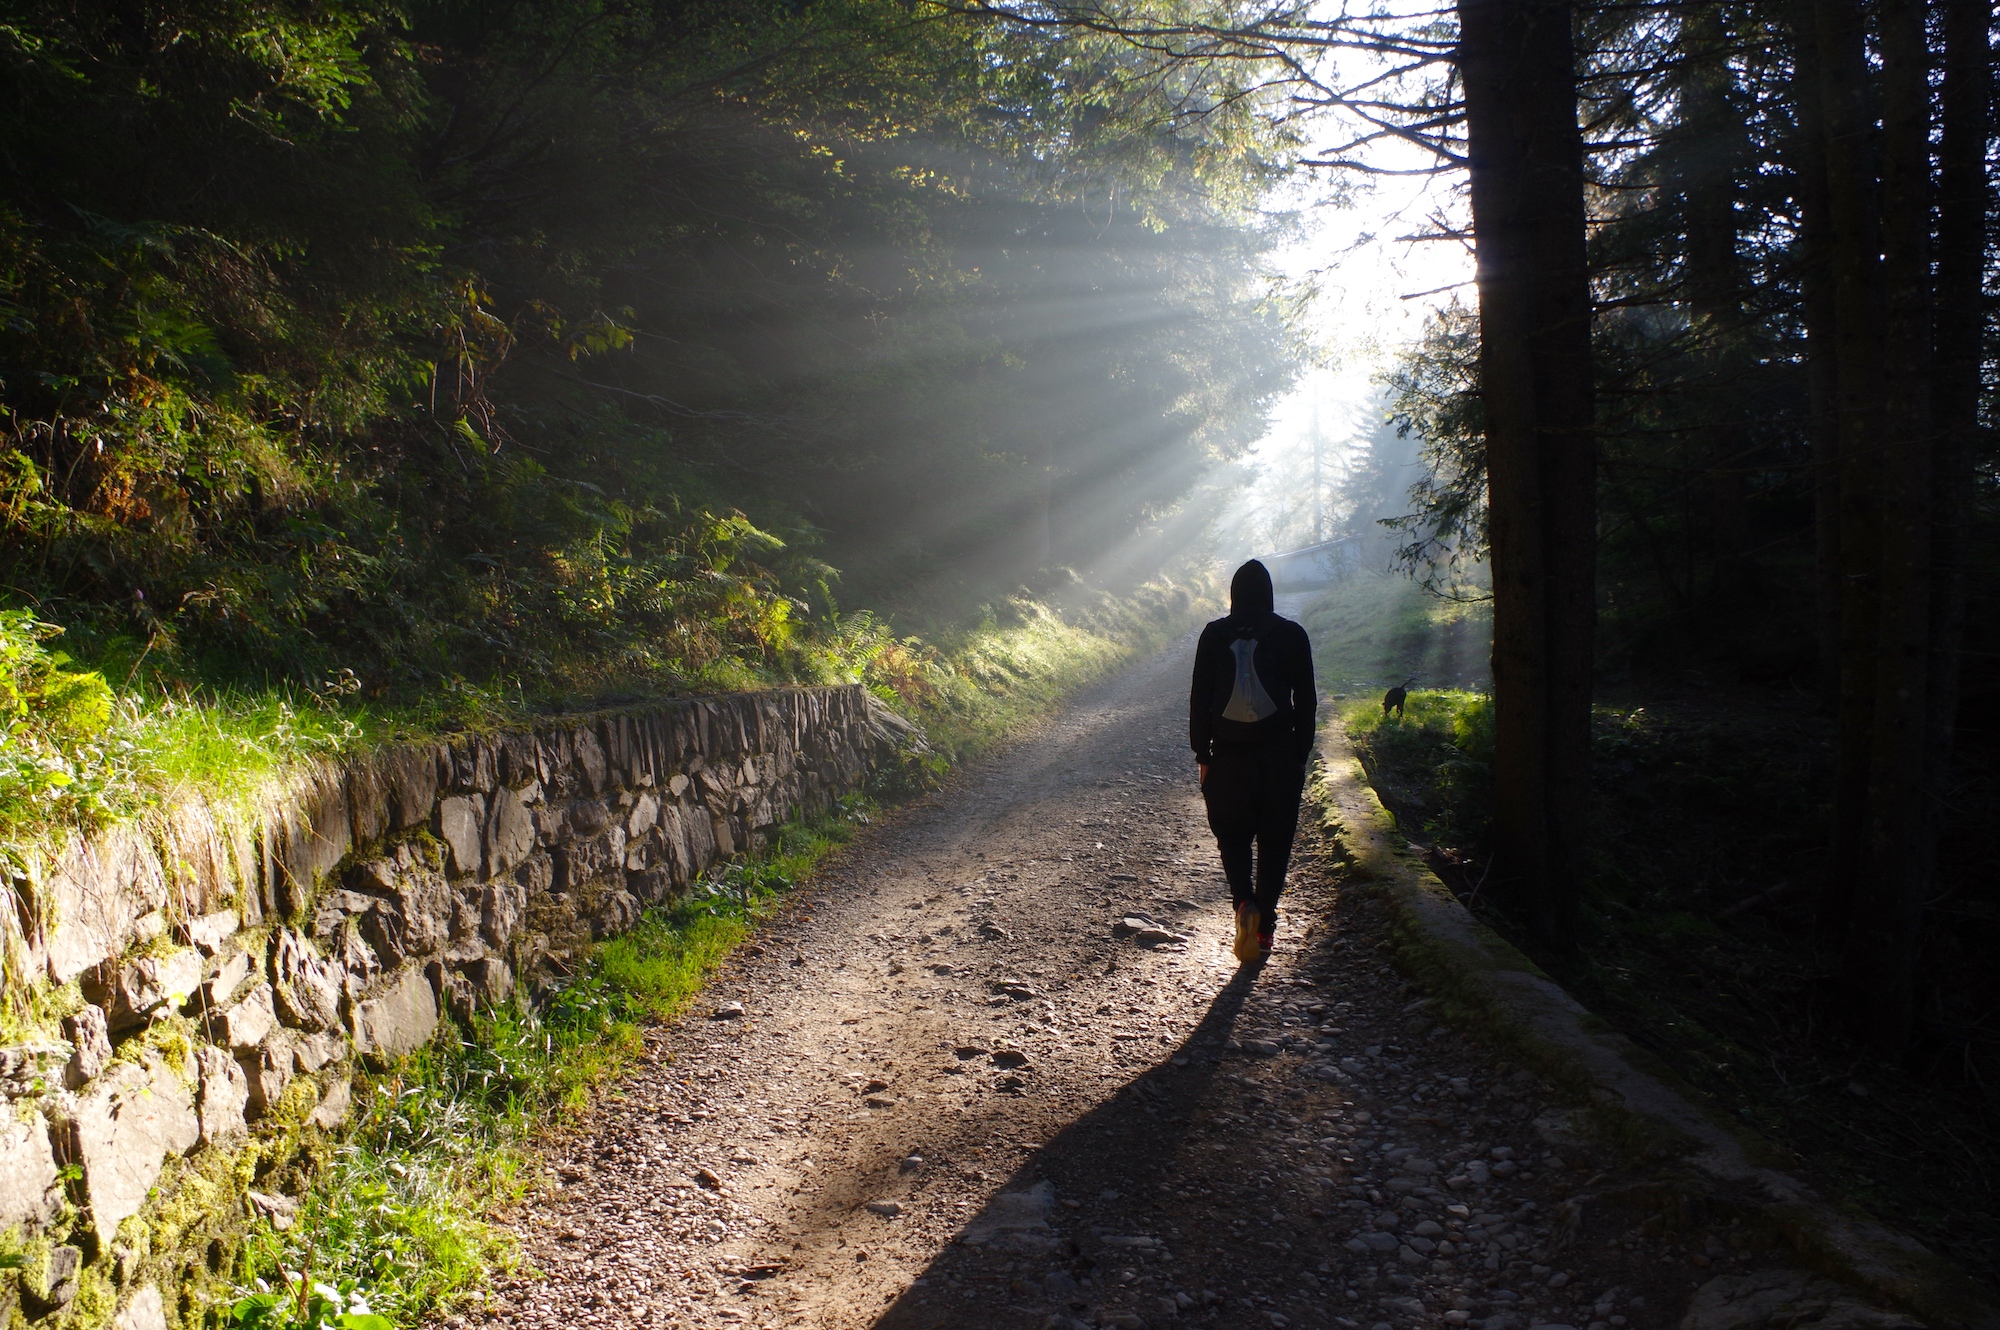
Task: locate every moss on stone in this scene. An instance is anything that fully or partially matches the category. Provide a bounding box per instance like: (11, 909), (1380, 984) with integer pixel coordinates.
(0, 975), (83, 1047)
(59, 1260), (112, 1330)
(12, 1235), (58, 1304)
(139, 1019), (198, 1085)
(136, 1150), (261, 1330)
(108, 1076), (342, 1330)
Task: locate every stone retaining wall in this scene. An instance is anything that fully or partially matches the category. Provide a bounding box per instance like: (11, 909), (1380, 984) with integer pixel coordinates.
(0, 686), (907, 1330)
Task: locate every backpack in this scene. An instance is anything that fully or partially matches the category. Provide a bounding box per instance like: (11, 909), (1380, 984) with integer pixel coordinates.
(1219, 621), (1280, 723)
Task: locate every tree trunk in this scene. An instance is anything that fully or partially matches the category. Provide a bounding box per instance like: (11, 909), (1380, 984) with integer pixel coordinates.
(1785, 0), (1844, 709)
(1930, 0), (1992, 755)
(1457, 0), (1597, 953)
(1808, 0), (1887, 964)
(1911, 0), (1992, 1034)
(1678, 3), (1754, 597)
(1838, 0), (1934, 1054)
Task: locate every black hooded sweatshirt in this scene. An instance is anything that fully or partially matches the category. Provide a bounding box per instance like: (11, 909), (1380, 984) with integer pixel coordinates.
(1189, 560), (1317, 762)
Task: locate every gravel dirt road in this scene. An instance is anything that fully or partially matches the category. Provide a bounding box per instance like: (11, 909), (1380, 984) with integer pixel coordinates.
(475, 632), (1777, 1330)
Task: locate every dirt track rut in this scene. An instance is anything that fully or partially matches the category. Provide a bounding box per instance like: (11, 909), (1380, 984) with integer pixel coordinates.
(470, 635), (1771, 1330)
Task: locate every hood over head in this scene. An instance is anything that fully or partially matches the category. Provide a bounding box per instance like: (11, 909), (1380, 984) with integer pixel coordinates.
(1229, 559), (1275, 617)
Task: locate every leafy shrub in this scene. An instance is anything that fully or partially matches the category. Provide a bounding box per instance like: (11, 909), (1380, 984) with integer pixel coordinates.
(0, 0), (1290, 718)
(0, 606), (369, 867)
(0, 610), (113, 736)
(226, 1275), (392, 1330)
(1446, 692), (1495, 761)
(1343, 688), (1496, 845)
(0, 610), (120, 832)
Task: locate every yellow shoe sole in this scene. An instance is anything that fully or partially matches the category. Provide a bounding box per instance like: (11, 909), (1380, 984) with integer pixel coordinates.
(1233, 905), (1262, 963)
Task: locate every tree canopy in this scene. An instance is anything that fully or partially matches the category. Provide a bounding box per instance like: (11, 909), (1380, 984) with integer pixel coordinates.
(0, 0), (1300, 696)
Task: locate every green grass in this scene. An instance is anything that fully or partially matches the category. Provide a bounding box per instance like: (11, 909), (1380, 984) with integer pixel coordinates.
(105, 689), (392, 808)
(824, 577), (1213, 790)
(916, 585), (1196, 758)
(1341, 688), (1495, 848)
(1298, 569), (1491, 700)
(0, 608), (390, 867)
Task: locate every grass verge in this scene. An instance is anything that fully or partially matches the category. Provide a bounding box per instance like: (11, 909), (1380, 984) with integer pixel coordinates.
(1297, 569), (1490, 700)
(894, 577), (1208, 770)
(1307, 572), (1997, 1292)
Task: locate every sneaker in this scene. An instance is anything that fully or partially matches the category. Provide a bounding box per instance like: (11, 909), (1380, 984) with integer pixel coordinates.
(1233, 902), (1262, 963)
(1258, 926), (1275, 956)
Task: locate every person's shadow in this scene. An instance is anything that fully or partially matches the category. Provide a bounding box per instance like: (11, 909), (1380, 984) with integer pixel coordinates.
(872, 952), (1321, 1329)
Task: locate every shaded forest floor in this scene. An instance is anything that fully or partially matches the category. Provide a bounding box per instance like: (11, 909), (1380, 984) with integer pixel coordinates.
(1303, 572), (2000, 1296)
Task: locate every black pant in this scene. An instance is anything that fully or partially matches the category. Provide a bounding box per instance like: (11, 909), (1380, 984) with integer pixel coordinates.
(1202, 740), (1306, 929)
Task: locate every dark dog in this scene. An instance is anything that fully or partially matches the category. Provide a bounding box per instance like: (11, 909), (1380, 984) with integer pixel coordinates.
(1383, 681), (1412, 717)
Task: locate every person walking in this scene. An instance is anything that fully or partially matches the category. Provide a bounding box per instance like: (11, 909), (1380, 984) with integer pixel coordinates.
(1190, 559), (1318, 962)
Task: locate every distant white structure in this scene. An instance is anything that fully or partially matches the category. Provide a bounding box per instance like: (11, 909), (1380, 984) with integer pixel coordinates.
(1261, 535), (1366, 590)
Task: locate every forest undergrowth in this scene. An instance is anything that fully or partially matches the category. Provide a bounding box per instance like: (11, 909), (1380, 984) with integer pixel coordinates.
(1314, 576), (2000, 1293)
